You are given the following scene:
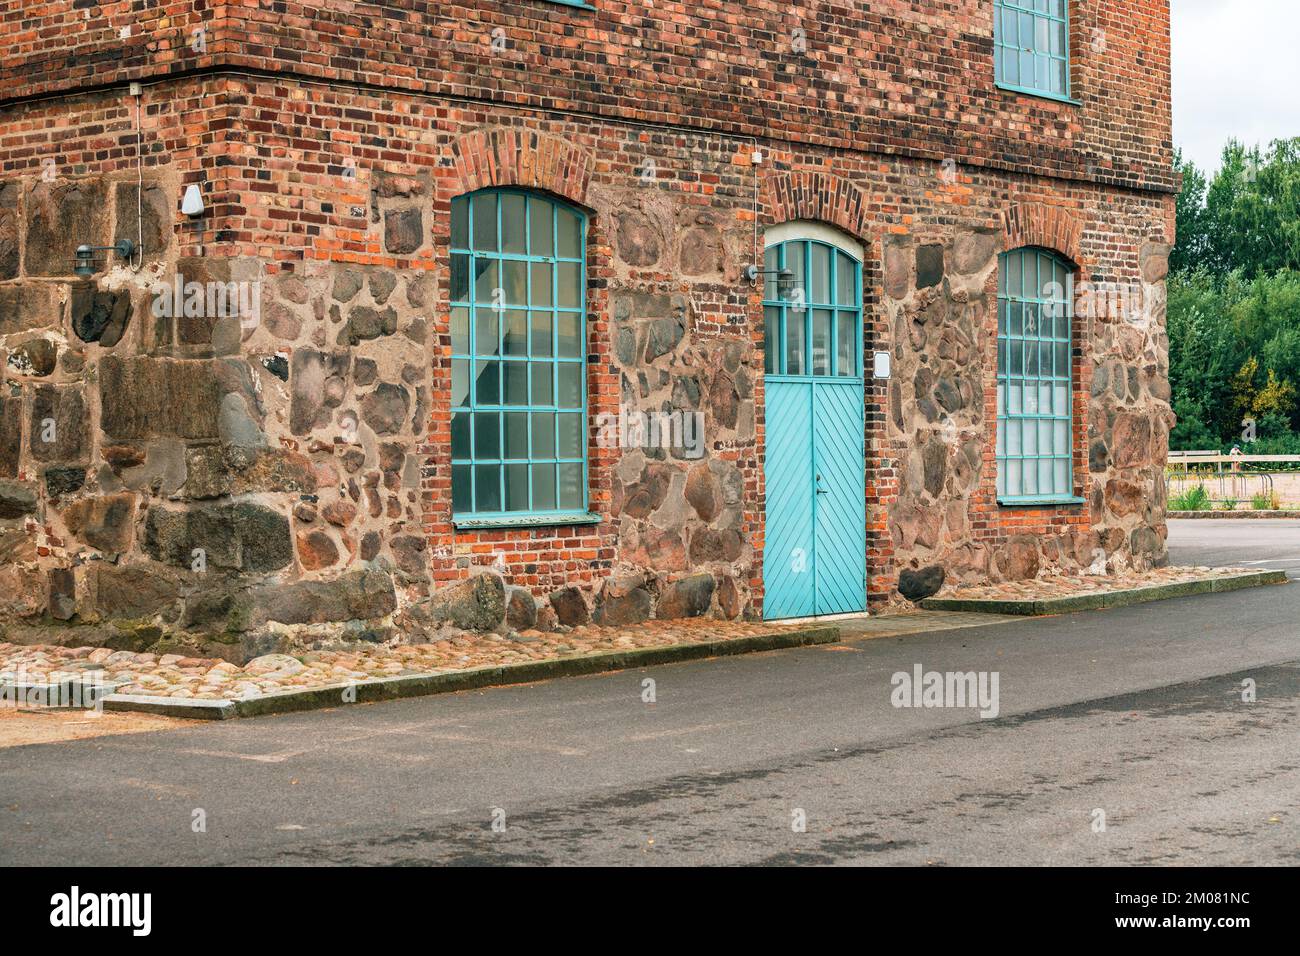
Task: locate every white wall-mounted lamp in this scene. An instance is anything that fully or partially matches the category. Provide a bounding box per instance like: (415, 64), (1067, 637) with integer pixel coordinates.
(181, 183), (205, 218)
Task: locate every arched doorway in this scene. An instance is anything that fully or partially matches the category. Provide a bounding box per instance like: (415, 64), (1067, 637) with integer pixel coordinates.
(761, 222), (867, 619)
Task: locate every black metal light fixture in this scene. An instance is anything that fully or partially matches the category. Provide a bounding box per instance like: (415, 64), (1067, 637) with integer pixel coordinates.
(73, 239), (136, 278)
(743, 264), (796, 300)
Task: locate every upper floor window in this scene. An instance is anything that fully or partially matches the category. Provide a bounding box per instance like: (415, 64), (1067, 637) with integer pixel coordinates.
(994, 0), (1071, 102)
(996, 247), (1077, 504)
(450, 189), (588, 522)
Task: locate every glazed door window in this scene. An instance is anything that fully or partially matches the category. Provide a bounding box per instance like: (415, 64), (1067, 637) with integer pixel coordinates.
(762, 239), (862, 378)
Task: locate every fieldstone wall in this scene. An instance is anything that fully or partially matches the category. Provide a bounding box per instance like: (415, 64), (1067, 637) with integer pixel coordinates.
(1089, 240), (1175, 565)
(0, 171), (437, 660)
(597, 260), (757, 625)
(875, 205), (1173, 604)
(1, 172), (181, 641)
(882, 230), (1008, 597)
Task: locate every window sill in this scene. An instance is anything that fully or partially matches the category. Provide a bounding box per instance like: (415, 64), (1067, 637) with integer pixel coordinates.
(540, 0), (595, 8)
(453, 512), (602, 531)
(995, 82), (1080, 107)
(998, 496), (1087, 508)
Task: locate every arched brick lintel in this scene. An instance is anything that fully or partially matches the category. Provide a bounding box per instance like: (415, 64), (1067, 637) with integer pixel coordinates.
(450, 128), (594, 207)
(762, 170), (870, 242)
(1002, 202), (1084, 267)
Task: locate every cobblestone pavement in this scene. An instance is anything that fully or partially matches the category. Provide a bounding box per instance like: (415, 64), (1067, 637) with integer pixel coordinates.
(0, 619), (825, 703)
(933, 565), (1265, 603)
(3, 573), (1250, 706)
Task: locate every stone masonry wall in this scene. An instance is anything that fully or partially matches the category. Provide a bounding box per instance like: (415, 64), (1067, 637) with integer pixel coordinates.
(876, 199), (1173, 603)
(0, 167), (431, 659)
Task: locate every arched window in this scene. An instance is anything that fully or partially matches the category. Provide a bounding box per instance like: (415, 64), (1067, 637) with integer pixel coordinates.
(996, 247), (1076, 503)
(762, 225), (863, 377)
(449, 189), (587, 519)
(994, 0), (1071, 102)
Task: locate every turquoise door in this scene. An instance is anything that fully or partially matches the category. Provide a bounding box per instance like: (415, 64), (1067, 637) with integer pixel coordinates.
(762, 237), (867, 620)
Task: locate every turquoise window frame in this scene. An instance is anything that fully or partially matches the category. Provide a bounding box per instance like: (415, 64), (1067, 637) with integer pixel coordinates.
(762, 239), (863, 380)
(541, 0), (595, 8)
(993, 0), (1073, 103)
(449, 189), (590, 526)
(995, 247), (1082, 506)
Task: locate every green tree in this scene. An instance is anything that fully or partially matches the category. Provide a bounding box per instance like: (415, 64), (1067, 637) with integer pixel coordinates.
(1196, 139), (1300, 278)
(1167, 270), (1300, 449)
(1167, 269), (1242, 447)
(1170, 149), (1209, 274)
(1168, 138), (1300, 452)
(1232, 270), (1300, 414)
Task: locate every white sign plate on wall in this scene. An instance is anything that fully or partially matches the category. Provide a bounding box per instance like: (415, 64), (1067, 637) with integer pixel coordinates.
(873, 351), (891, 380)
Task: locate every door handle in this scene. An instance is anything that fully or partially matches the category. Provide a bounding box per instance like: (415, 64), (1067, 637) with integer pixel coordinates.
(815, 474), (829, 495)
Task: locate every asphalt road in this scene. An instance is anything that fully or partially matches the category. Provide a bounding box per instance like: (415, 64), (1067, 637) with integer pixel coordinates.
(1168, 517), (1300, 576)
(1, 521), (1297, 865)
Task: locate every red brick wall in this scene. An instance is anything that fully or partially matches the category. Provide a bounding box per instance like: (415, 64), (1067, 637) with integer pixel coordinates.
(2, 1), (1175, 195)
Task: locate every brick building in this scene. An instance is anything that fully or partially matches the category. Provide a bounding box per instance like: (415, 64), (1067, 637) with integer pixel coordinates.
(0, 1), (1174, 655)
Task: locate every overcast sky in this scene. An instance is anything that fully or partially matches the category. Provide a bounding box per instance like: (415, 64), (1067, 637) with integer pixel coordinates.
(1172, 0), (1300, 174)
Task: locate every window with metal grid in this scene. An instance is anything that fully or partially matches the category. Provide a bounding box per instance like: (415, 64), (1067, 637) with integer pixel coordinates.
(994, 0), (1071, 101)
(762, 239), (862, 379)
(449, 190), (588, 520)
(996, 247), (1077, 503)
